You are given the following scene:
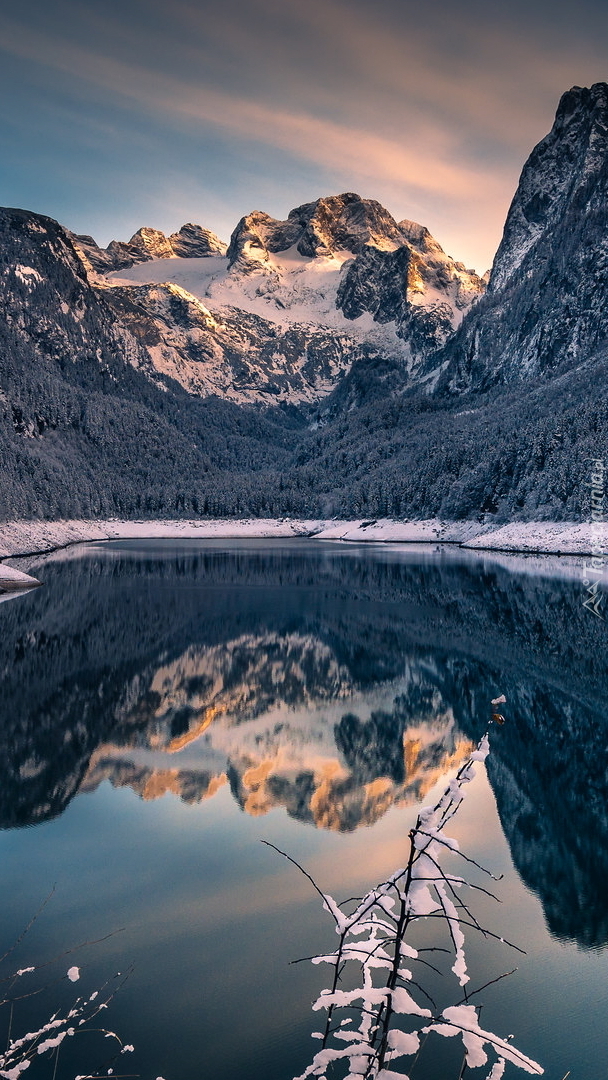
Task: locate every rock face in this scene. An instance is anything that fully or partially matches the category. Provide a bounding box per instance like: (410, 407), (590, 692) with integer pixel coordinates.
(68, 191), (482, 403)
(5, 83), (608, 522)
(226, 193), (408, 266)
(104, 281), (386, 404)
(168, 222), (226, 258)
(222, 193), (484, 365)
(336, 245), (413, 323)
(0, 206), (295, 521)
(71, 222), (227, 275)
(0, 208), (144, 373)
(335, 236), (474, 360)
(436, 82), (608, 391)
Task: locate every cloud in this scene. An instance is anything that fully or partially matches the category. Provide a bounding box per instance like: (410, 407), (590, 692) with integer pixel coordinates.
(0, 12), (492, 200)
(0, 11), (512, 263)
(1, 0), (606, 267)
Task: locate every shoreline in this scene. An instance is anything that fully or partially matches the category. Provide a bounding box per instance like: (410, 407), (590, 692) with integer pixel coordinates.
(0, 517), (605, 568)
(1, 516), (605, 595)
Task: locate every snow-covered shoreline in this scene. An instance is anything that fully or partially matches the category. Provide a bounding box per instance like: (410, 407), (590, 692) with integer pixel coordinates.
(0, 516), (606, 562)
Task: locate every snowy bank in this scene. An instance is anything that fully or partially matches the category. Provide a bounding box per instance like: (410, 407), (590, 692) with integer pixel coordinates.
(0, 517), (606, 561)
(313, 518), (608, 552)
(0, 518), (323, 559)
(0, 563), (41, 591)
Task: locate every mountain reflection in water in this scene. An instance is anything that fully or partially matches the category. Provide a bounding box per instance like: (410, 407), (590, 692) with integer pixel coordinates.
(1, 539), (608, 947)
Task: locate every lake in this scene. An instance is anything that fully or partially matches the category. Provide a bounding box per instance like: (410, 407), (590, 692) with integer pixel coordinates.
(0, 538), (606, 1080)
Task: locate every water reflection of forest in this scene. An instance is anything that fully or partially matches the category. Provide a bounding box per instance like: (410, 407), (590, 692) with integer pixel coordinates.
(1, 541), (607, 945)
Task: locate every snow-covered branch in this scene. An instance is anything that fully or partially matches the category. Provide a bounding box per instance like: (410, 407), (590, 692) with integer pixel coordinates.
(279, 700), (544, 1080)
(0, 920), (133, 1080)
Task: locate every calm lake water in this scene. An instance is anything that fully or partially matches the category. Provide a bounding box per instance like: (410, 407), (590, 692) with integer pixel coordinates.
(1, 539), (607, 1080)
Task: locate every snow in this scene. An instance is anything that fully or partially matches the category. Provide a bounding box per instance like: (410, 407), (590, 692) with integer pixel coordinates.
(0, 1060), (32, 1078)
(428, 1005), (543, 1074)
(313, 517), (608, 555)
(104, 232), (481, 370)
(294, 728), (544, 1080)
(36, 1033), (67, 1054)
(107, 250), (411, 358)
(463, 519), (608, 554)
(67, 966), (80, 982)
(386, 1028), (420, 1056)
(1, 517), (605, 570)
(124, 280), (359, 406)
(0, 564), (41, 590)
(470, 734), (491, 761)
(486, 1062), (506, 1080)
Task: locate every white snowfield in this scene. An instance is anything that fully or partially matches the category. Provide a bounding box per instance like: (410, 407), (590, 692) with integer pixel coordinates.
(0, 517), (606, 565)
(107, 245), (472, 350)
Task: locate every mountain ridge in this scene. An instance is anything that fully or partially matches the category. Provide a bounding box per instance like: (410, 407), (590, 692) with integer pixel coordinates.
(1, 83), (608, 523)
(76, 191), (485, 399)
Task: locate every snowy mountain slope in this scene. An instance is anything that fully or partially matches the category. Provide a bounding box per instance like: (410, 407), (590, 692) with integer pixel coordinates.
(0, 206), (300, 521)
(103, 281), (387, 404)
(87, 193), (485, 402)
(0, 207), (145, 377)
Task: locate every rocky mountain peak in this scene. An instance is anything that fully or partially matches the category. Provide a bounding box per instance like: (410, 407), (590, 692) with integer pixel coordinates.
(168, 222), (227, 258)
(489, 81), (608, 293)
(128, 226), (174, 260)
(100, 192), (484, 380)
(72, 221), (227, 276)
(289, 192), (406, 257)
(226, 193), (408, 268)
(398, 219), (432, 247)
(225, 210), (301, 268)
(435, 82), (608, 391)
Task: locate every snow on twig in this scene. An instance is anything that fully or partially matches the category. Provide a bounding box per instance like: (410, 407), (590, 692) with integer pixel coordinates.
(272, 698), (545, 1079)
(0, 910), (133, 1080)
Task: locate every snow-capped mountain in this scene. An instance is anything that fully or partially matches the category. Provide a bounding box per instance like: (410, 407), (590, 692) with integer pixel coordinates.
(2, 83), (608, 524)
(102, 280), (387, 404)
(0, 206), (146, 378)
(71, 193), (484, 404)
(0, 204), (299, 521)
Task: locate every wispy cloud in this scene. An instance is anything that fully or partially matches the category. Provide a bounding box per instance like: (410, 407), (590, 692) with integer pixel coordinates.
(0, 11), (513, 266)
(1, 0), (606, 267)
(0, 11), (500, 199)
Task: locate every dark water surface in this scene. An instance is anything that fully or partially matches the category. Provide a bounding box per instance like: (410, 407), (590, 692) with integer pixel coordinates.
(0, 539), (607, 1080)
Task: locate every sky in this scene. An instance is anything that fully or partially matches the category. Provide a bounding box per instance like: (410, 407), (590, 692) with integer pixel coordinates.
(0, 0), (607, 273)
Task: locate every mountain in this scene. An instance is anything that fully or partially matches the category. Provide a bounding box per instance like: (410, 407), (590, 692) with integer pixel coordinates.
(0, 205), (299, 520)
(101, 282), (386, 405)
(79, 192), (484, 402)
(1, 84), (608, 524)
(278, 83), (608, 520)
(435, 82), (608, 391)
